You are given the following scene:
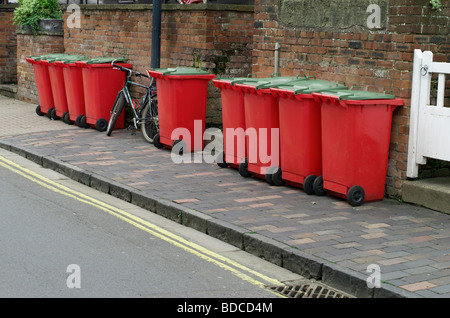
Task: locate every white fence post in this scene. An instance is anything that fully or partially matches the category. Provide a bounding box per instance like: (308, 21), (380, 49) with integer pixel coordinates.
(406, 49), (424, 178)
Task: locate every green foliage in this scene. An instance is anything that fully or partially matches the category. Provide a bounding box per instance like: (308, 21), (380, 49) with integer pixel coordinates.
(13, 0), (62, 34)
(430, 0), (444, 13)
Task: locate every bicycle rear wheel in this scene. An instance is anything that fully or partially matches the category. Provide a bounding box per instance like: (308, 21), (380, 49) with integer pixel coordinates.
(107, 91), (125, 136)
(141, 96), (159, 143)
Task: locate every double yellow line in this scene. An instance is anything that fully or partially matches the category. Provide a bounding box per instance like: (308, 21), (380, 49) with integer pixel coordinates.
(0, 154), (284, 294)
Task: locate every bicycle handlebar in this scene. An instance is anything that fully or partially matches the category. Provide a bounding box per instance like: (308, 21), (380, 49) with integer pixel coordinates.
(112, 62), (150, 79)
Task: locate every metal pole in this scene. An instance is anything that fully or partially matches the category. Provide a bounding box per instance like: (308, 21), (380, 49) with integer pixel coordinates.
(151, 0), (162, 69)
(274, 43), (280, 77)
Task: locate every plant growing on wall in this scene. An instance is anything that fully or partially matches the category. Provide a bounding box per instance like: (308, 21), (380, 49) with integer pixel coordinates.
(13, 0), (62, 34)
(430, 0), (444, 13)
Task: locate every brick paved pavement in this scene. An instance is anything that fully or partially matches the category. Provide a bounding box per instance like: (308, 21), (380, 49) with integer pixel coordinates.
(1, 95), (450, 298)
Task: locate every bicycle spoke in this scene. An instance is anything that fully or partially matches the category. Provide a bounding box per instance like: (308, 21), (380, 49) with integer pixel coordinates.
(141, 98), (159, 143)
(106, 91), (125, 136)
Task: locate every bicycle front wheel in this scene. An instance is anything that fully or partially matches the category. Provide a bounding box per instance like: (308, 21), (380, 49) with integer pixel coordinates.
(141, 96), (159, 143)
(107, 91), (125, 136)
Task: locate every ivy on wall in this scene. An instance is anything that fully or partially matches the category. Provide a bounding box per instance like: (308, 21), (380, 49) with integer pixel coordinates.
(430, 0), (444, 13)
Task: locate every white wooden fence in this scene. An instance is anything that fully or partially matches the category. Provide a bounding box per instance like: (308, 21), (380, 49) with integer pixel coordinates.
(407, 49), (450, 178)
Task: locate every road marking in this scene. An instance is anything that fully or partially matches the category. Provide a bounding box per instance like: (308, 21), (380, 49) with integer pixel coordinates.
(0, 154), (285, 294)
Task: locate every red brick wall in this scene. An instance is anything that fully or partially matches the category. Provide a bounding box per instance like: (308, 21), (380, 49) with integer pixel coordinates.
(0, 8), (17, 84)
(252, 0), (450, 198)
(161, 7), (254, 75)
(16, 33), (65, 103)
(64, 8), (152, 80)
(161, 7), (254, 125)
(64, 5), (254, 126)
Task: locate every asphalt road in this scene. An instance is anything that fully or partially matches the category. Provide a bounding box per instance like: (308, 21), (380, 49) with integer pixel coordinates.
(0, 150), (305, 299)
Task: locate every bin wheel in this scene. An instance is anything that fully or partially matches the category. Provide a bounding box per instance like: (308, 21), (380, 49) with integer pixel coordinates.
(265, 173), (274, 185)
(95, 118), (108, 132)
(49, 108), (59, 120)
(63, 112), (73, 125)
(172, 139), (185, 155)
(347, 185), (365, 207)
(62, 111), (68, 123)
(271, 167), (284, 186)
(36, 105), (45, 116)
(303, 175), (317, 195)
(313, 175), (326, 196)
(216, 151), (228, 168)
(80, 115), (90, 129)
(75, 115), (83, 127)
(153, 133), (163, 149)
(238, 158), (251, 178)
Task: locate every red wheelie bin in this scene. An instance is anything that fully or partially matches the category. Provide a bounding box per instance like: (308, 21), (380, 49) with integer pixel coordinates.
(26, 54), (66, 118)
(55, 56), (89, 127)
(269, 80), (347, 193)
(41, 56), (72, 122)
(312, 89), (404, 206)
(147, 67), (215, 153)
(212, 77), (249, 169)
(233, 76), (309, 184)
(76, 58), (131, 131)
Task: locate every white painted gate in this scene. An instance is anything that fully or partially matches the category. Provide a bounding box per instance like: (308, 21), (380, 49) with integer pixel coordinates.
(407, 50), (450, 178)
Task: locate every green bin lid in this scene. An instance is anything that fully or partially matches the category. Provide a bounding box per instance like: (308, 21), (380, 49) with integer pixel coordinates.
(45, 55), (88, 63)
(30, 53), (68, 61)
(319, 88), (396, 101)
(272, 79), (347, 94)
(213, 76), (253, 87)
(235, 75), (310, 90)
(214, 77), (250, 83)
(150, 67), (213, 76)
(58, 55), (87, 61)
(85, 57), (128, 64)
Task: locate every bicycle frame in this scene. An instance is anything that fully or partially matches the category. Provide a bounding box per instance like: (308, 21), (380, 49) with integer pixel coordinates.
(118, 70), (155, 129)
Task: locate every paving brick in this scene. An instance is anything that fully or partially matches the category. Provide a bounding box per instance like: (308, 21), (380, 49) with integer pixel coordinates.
(2, 96), (450, 298)
(401, 281), (438, 292)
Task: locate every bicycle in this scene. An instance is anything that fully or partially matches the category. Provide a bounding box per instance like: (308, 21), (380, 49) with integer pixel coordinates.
(106, 61), (159, 144)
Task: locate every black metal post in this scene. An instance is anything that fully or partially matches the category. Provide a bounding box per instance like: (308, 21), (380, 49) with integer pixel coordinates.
(151, 0), (162, 69)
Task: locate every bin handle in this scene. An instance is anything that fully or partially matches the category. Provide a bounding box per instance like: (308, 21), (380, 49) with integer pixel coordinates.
(158, 68), (177, 75)
(293, 87), (308, 94)
(270, 72), (309, 78)
(338, 94), (355, 100)
(254, 81), (274, 89)
(296, 84), (349, 95)
(384, 90), (394, 96)
(316, 89), (354, 101)
(350, 86), (362, 90)
(264, 75), (311, 90)
(157, 68), (206, 76)
(230, 78), (254, 85)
